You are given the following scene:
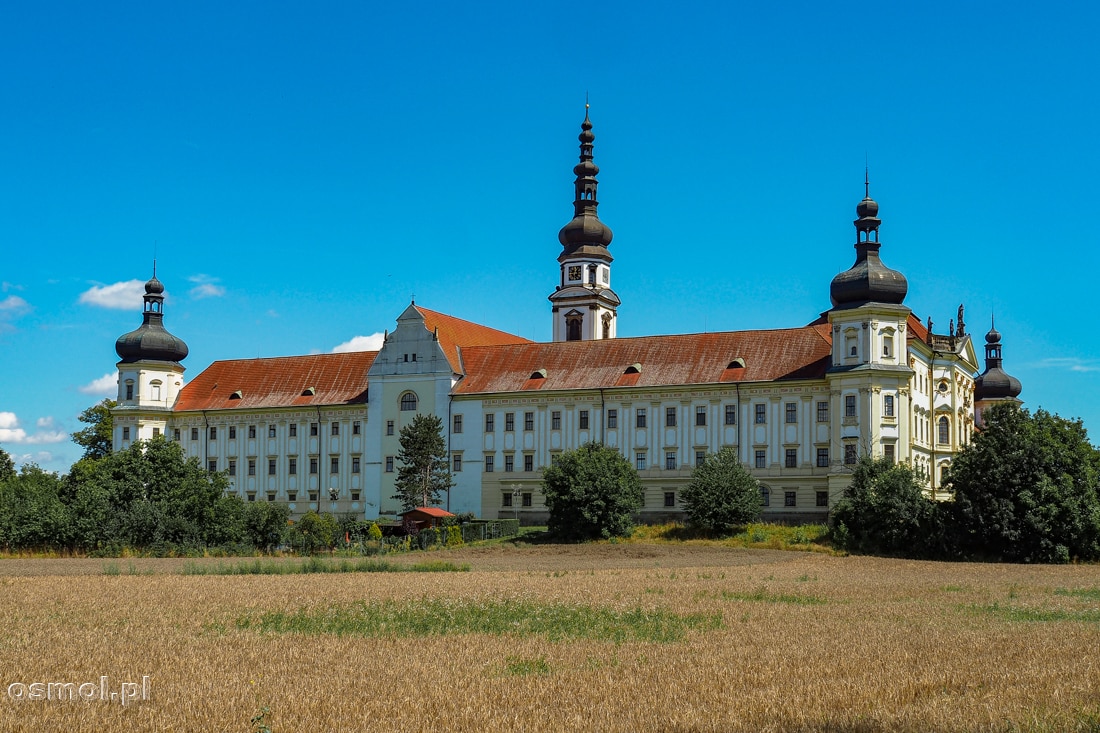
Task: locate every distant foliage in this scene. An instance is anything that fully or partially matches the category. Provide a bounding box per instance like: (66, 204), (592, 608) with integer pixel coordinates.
(541, 442), (643, 541)
(829, 457), (943, 558)
(680, 447), (762, 533)
(945, 403), (1100, 563)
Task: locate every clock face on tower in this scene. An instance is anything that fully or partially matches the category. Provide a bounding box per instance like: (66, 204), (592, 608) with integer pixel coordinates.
(568, 266), (581, 281)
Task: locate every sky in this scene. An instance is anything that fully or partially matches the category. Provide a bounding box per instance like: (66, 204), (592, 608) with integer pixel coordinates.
(2, 1), (1099, 472)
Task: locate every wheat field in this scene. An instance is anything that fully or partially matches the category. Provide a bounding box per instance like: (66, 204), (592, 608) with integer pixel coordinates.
(1, 545), (1099, 732)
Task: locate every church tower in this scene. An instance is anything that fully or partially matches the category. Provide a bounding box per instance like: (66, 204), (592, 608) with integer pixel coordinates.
(549, 104), (620, 341)
(112, 270), (189, 449)
(973, 319), (1022, 427)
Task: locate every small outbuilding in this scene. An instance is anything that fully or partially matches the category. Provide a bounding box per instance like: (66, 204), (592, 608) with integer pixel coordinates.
(400, 506), (455, 531)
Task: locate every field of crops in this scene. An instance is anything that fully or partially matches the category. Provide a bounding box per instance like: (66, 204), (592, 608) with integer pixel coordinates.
(2, 544), (1099, 732)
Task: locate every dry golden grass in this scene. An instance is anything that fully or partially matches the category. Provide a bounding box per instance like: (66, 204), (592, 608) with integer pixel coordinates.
(2, 546), (1099, 732)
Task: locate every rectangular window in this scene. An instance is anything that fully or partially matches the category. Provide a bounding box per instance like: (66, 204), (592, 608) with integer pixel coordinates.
(208, 459), (217, 473)
(845, 395), (856, 417)
(351, 491), (360, 501)
(665, 451), (677, 470)
(522, 492), (532, 508)
(785, 491), (797, 507)
(267, 493), (275, 502)
(385, 456), (394, 473)
(191, 428), (199, 441)
(247, 492), (255, 503)
(268, 425), (277, 438)
(817, 401), (829, 422)
(352, 457), (360, 473)
(666, 407), (677, 427)
(287, 492), (296, 502)
(816, 491), (829, 507)
(816, 448), (829, 467)
(636, 452), (647, 470)
(884, 444), (895, 464)
(755, 450), (766, 469)
(152, 427), (160, 437)
(453, 454), (462, 472)
(696, 406), (707, 426)
(386, 420), (394, 436)
(551, 453), (560, 466)
(785, 449), (797, 468)
(883, 394), (895, 418)
(289, 458), (297, 475)
(785, 403), (797, 424)
(502, 493), (513, 507)
(310, 457), (318, 474)
(505, 454), (514, 472)
(309, 491), (318, 502)
(579, 410), (589, 429)
(551, 411), (561, 430)
(125, 384), (134, 400)
(505, 413), (514, 432)
(310, 423), (319, 436)
(331, 423), (339, 436)
(174, 428), (181, 441)
(484, 455), (494, 473)
(228, 460), (237, 477)
(636, 409), (647, 428)
(754, 404), (766, 424)
(725, 404), (736, 425)
(524, 412), (534, 431)
(288, 424), (296, 438)
(249, 425), (257, 439)
(248, 459), (256, 477)
(664, 491), (676, 508)
(760, 487), (771, 507)
(844, 444), (857, 465)
(696, 450), (706, 467)
(452, 415), (463, 434)
(268, 459), (276, 476)
(330, 457), (339, 473)
(484, 414), (494, 432)
(209, 426), (217, 440)
(607, 409), (618, 428)
(524, 454), (533, 472)
(122, 426), (131, 440)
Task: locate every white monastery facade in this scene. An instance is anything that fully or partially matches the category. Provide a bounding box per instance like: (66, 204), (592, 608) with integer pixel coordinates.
(110, 108), (1021, 522)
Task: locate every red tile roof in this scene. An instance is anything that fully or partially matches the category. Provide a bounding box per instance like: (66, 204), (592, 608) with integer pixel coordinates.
(453, 327), (832, 395)
(414, 305), (532, 373)
(401, 507), (455, 518)
(174, 352), (376, 412)
(906, 312), (928, 342)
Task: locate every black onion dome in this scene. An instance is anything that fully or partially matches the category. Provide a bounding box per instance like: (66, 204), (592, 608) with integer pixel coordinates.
(558, 214), (613, 249)
(114, 276), (189, 365)
(974, 324), (1021, 400)
(557, 106), (613, 254)
(830, 190), (908, 307)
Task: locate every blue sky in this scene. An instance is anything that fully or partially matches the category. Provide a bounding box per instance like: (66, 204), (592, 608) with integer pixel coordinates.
(2, 2), (1098, 471)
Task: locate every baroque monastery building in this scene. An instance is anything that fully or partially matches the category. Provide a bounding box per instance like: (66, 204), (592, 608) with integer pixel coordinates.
(111, 108), (1021, 522)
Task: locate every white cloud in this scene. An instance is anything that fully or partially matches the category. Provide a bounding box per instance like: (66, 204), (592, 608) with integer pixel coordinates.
(332, 332), (386, 353)
(12, 451), (57, 468)
(2, 282), (23, 292)
(36, 416), (55, 429)
(0, 295), (29, 314)
(0, 411), (66, 445)
(79, 280), (146, 309)
(190, 283), (226, 299)
(1034, 357), (1100, 374)
(79, 373), (118, 396)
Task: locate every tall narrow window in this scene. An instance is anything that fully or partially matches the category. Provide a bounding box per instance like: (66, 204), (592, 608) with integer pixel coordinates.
(817, 401), (829, 422)
(331, 423), (339, 436)
(754, 404), (766, 424)
(249, 425), (257, 439)
(505, 413), (515, 431)
(666, 407), (677, 427)
(268, 425), (277, 438)
(938, 416), (950, 445)
(452, 415), (463, 434)
(636, 409), (647, 428)
(725, 404), (737, 425)
(785, 449), (797, 468)
(289, 458), (297, 475)
(288, 424), (296, 438)
(883, 394), (895, 418)
(755, 450), (766, 469)
(665, 451), (677, 470)
(524, 412), (534, 431)
(785, 403), (797, 424)
(845, 395), (856, 417)
(484, 414), (494, 432)
(578, 410), (589, 429)
(551, 411), (561, 430)
(696, 406), (707, 426)
(607, 409), (618, 428)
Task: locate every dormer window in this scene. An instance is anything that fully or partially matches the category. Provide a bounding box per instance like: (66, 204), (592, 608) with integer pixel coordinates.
(624, 363), (641, 375)
(230, 390), (242, 400)
(301, 386), (316, 396)
(529, 369), (547, 379)
(726, 358), (746, 369)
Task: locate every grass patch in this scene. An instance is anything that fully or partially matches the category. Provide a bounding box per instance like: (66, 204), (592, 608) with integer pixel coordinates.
(965, 602), (1100, 624)
(234, 598), (721, 643)
(181, 557), (468, 575)
(500, 655), (552, 677)
(703, 587), (827, 606)
(630, 522), (837, 553)
(1055, 587), (1100, 601)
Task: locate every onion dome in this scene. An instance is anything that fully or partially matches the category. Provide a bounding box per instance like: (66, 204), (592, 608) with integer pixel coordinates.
(115, 272), (189, 365)
(830, 175), (908, 307)
(557, 106), (613, 259)
(974, 319), (1022, 401)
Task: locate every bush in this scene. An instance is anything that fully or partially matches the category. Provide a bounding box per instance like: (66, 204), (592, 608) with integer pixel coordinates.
(680, 447), (761, 533)
(541, 443), (643, 541)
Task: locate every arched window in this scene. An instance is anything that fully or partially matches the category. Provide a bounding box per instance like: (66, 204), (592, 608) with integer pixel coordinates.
(938, 416), (950, 445)
(400, 392), (418, 411)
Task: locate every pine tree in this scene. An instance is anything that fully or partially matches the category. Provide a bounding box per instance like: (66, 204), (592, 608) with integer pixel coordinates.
(392, 414), (453, 511)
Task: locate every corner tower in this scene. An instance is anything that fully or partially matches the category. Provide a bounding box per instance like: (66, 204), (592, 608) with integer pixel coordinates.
(549, 104), (620, 341)
(112, 269), (189, 449)
(973, 318), (1022, 427)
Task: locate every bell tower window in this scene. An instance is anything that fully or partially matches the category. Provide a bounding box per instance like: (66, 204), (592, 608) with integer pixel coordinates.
(567, 315), (582, 342)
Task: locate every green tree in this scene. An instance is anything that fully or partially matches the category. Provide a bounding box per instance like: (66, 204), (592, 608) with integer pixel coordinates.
(243, 501), (291, 551)
(680, 447), (761, 533)
(71, 398), (117, 461)
(392, 414), (453, 511)
(829, 457), (943, 558)
(541, 442), (643, 541)
(0, 463), (71, 550)
(945, 403), (1100, 563)
(0, 446), (15, 483)
(289, 511), (339, 554)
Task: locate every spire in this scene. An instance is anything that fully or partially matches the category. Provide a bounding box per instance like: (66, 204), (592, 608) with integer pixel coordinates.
(975, 315), (1022, 401)
(829, 174), (908, 308)
(557, 102), (613, 261)
(115, 268), (189, 365)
